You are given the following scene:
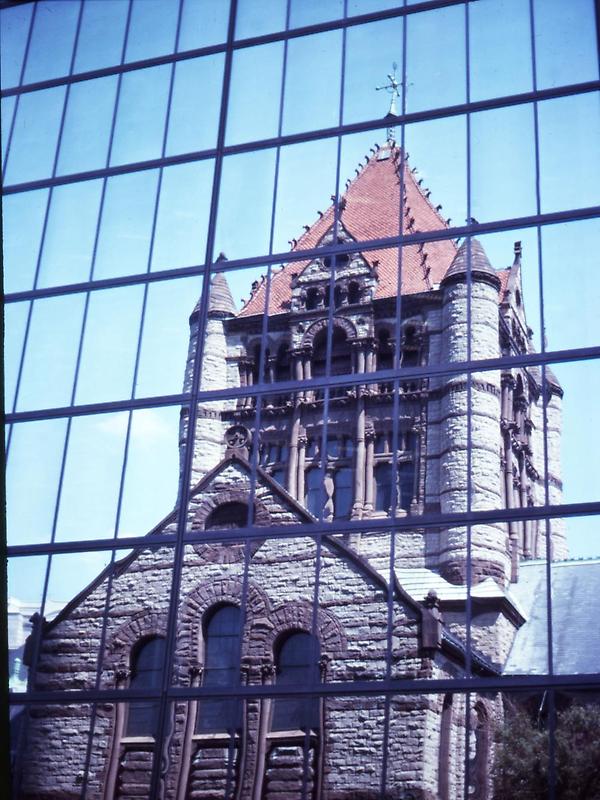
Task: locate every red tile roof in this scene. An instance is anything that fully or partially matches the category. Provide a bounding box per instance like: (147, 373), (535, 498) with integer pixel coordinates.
(238, 144), (458, 318)
(497, 268), (511, 301)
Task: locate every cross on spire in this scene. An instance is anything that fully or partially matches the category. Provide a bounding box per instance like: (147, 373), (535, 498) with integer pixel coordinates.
(376, 63), (405, 144)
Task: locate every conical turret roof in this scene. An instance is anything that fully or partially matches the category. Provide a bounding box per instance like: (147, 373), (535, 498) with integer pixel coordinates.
(238, 143), (458, 317)
(208, 272), (237, 317)
(190, 272), (237, 323)
(441, 237), (500, 288)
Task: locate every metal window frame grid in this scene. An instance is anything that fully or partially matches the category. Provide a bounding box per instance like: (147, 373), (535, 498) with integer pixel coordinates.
(3, 0), (600, 798)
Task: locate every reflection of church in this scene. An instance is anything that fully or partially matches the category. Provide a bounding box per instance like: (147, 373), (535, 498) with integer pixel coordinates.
(19, 139), (567, 800)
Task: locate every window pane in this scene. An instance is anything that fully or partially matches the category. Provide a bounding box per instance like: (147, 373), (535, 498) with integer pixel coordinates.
(235, 0), (287, 39)
(125, 0), (178, 63)
(15, 294), (86, 412)
(2, 188), (49, 293)
(283, 31), (342, 136)
(534, 0), (599, 90)
(272, 632), (320, 731)
(73, 0), (128, 73)
(37, 180), (104, 288)
(4, 86), (66, 185)
(197, 605), (241, 733)
(471, 104), (536, 223)
(179, 0), (230, 50)
(23, 0), (80, 84)
(469, 0), (533, 101)
(406, 5), (465, 113)
(110, 65), (171, 167)
(4, 302), (28, 412)
(290, 0), (344, 28)
(226, 43), (284, 146)
(272, 137), (338, 255)
(94, 171), (160, 280)
(542, 219), (600, 352)
(0, 3), (33, 88)
(54, 412), (129, 542)
(6, 419), (67, 545)
(151, 161), (214, 272)
(117, 407), (182, 538)
(1, 95), (16, 163)
(343, 16), (403, 126)
(538, 92), (600, 214)
(215, 149), (277, 260)
(166, 55), (224, 156)
(135, 276), (203, 398)
(56, 76), (118, 175)
(74, 285), (145, 406)
(127, 637), (166, 737)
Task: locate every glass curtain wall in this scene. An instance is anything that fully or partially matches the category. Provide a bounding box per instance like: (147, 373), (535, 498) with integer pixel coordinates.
(3, 1), (600, 798)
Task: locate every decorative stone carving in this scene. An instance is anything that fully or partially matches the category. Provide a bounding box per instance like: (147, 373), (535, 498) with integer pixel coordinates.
(224, 424), (251, 458)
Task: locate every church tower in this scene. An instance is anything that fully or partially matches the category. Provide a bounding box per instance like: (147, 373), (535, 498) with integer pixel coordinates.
(179, 270), (237, 491)
(178, 139), (565, 583)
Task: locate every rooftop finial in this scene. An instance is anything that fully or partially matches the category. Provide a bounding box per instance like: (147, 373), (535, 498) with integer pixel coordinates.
(376, 62), (401, 143)
(514, 240), (522, 264)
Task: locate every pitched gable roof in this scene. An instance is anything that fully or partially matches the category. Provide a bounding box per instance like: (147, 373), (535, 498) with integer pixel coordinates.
(239, 144), (458, 317)
(42, 453), (434, 637)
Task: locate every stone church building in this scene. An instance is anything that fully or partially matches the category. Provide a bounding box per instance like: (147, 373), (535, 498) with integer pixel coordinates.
(17, 141), (567, 799)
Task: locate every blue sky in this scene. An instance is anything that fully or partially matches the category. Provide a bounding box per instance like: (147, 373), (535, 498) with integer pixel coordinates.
(2, 0), (600, 604)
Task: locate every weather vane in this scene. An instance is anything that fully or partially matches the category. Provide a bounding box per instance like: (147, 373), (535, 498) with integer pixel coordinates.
(376, 63), (403, 143)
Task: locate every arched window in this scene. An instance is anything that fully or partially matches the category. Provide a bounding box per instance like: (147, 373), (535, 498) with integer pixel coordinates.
(196, 605), (242, 734)
(312, 330), (327, 378)
(330, 328), (352, 376)
(398, 461), (415, 511)
(333, 468), (353, 519)
(347, 281), (360, 305)
(305, 468), (322, 518)
(375, 463), (393, 512)
(376, 329), (393, 369)
(312, 328), (352, 379)
(374, 461), (415, 513)
(401, 324), (421, 367)
(274, 343), (291, 382)
(271, 631), (320, 732)
(126, 636), (166, 738)
(250, 342), (270, 385)
(306, 286), (325, 310)
(205, 502), (248, 530)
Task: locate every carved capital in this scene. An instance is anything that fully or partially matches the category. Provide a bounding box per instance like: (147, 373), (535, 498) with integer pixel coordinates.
(240, 661), (252, 685)
(318, 654), (332, 679)
(115, 666), (131, 685)
(260, 660), (277, 682)
(501, 372), (516, 390)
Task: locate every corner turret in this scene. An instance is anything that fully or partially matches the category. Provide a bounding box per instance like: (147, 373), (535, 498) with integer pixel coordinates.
(439, 239), (508, 585)
(179, 269), (237, 491)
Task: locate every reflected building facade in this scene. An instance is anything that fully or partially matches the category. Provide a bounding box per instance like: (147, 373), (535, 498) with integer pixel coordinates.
(18, 140), (568, 799)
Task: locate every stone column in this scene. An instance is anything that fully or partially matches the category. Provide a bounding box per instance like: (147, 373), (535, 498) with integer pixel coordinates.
(302, 347), (313, 401)
(251, 661), (276, 800)
(364, 425), (375, 514)
(546, 381), (567, 559)
(352, 400), (366, 520)
(291, 349), (304, 403)
(297, 434), (307, 503)
(287, 412), (301, 499)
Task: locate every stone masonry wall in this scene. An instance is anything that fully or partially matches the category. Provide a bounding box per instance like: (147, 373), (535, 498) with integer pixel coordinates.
(20, 465), (463, 800)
